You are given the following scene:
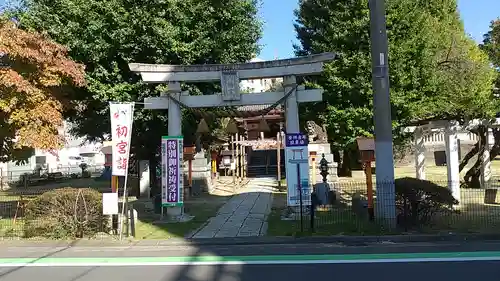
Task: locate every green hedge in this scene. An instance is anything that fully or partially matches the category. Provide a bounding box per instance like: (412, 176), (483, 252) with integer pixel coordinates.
(395, 177), (458, 228)
(24, 188), (109, 239)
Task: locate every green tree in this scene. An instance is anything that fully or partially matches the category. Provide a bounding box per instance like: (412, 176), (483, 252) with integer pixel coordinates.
(16, 0), (261, 183)
(482, 19), (500, 94)
(458, 18), (500, 186)
(294, 0), (496, 176)
(482, 19), (500, 65)
(443, 34), (497, 186)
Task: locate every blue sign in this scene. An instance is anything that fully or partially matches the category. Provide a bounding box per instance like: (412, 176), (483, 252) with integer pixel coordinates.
(284, 132), (311, 207)
(285, 133), (309, 147)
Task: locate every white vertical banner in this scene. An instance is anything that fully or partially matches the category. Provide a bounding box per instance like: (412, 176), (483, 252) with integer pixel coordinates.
(109, 102), (135, 176)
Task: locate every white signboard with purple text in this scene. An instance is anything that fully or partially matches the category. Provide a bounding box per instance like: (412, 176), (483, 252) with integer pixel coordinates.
(285, 133), (311, 207)
(161, 136), (184, 207)
(109, 102), (134, 176)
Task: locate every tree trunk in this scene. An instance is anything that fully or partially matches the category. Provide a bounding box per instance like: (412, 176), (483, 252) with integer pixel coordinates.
(486, 128), (500, 170)
(463, 127), (500, 188)
(333, 150), (341, 170)
(149, 156), (159, 197)
(339, 149), (352, 177)
(459, 141), (479, 172)
(491, 128), (500, 158)
(464, 159), (482, 188)
(464, 125), (487, 188)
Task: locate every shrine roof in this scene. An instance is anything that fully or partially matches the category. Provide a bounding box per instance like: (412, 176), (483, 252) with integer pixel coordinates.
(236, 104), (282, 112)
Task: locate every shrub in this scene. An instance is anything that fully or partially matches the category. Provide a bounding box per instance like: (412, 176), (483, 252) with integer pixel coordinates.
(24, 188), (108, 239)
(395, 177), (458, 228)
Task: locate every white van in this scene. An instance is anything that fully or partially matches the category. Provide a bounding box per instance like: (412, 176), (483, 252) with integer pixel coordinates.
(68, 156), (85, 166)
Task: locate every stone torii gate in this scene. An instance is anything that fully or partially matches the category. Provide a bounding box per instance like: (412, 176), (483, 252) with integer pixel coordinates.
(413, 120), (462, 202)
(413, 119), (498, 204)
(128, 53), (336, 217)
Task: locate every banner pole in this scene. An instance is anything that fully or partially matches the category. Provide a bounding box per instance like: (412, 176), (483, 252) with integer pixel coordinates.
(119, 172), (129, 240)
(117, 102), (135, 240)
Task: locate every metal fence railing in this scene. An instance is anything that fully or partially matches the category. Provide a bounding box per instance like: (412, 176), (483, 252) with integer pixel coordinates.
(0, 187), (114, 239)
(0, 165), (105, 188)
(282, 179), (500, 236)
(3, 177), (500, 240)
(0, 169), (142, 239)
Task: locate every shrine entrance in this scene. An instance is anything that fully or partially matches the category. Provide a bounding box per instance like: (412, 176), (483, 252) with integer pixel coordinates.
(128, 53), (335, 215)
(234, 105), (285, 178)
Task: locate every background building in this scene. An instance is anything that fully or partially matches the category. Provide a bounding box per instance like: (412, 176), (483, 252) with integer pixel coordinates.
(1, 122), (106, 182)
(239, 58), (283, 93)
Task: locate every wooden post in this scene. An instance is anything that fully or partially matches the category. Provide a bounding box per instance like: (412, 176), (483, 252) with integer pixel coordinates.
(210, 151), (218, 180)
(241, 136), (247, 179)
(212, 158), (217, 178)
(265, 154), (269, 174)
(236, 133), (240, 180)
(277, 132), (281, 188)
(311, 152), (317, 185)
(238, 134), (243, 181)
(356, 138), (376, 221)
(364, 160), (374, 221)
(188, 158), (193, 197)
(184, 146), (194, 198)
(231, 135), (235, 184)
(0, 167), (3, 191)
(242, 121), (248, 180)
(110, 175), (119, 233)
(111, 175), (118, 193)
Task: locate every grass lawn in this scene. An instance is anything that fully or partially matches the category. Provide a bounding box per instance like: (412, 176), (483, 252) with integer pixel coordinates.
(275, 161), (500, 194)
(266, 192), (395, 237)
(266, 189), (500, 237)
(0, 218), (24, 238)
(133, 192), (231, 239)
(345, 160), (500, 183)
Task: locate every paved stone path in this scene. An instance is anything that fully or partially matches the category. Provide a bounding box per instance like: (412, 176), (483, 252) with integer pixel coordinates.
(191, 178), (276, 238)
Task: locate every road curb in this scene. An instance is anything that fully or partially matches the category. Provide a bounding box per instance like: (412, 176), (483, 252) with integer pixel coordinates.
(2, 233), (500, 248)
(162, 233), (500, 246)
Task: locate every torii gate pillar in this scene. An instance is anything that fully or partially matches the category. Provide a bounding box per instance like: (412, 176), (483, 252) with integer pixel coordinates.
(284, 75), (299, 133)
(165, 82), (182, 137)
(414, 120), (461, 203)
(165, 82), (183, 217)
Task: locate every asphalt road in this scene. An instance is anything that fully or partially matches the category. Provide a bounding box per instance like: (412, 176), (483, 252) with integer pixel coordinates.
(0, 261), (499, 281)
(5, 240), (500, 259)
(2, 240), (500, 281)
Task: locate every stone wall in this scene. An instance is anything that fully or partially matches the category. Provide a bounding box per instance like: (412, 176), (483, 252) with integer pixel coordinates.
(309, 161), (338, 184)
(184, 153), (214, 194)
(133, 155), (213, 198)
(186, 163), (214, 194)
(395, 142), (476, 167)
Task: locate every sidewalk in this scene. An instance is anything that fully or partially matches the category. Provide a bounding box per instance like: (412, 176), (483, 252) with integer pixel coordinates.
(2, 239), (500, 259)
(189, 179), (275, 238)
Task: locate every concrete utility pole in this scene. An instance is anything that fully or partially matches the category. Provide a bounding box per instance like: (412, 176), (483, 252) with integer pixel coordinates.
(368, 0), (396, 223)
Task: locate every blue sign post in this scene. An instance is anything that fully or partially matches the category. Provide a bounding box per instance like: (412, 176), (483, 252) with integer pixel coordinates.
(285, 133), (310, 209)
(285, 133), (310, 232)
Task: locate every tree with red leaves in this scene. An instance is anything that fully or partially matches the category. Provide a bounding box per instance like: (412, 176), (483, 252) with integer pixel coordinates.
(0, 19), (85, 162)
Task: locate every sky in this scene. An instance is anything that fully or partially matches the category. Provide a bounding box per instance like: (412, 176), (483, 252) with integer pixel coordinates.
(258, 0), (500, 60)
(1, 0), (498, 61)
